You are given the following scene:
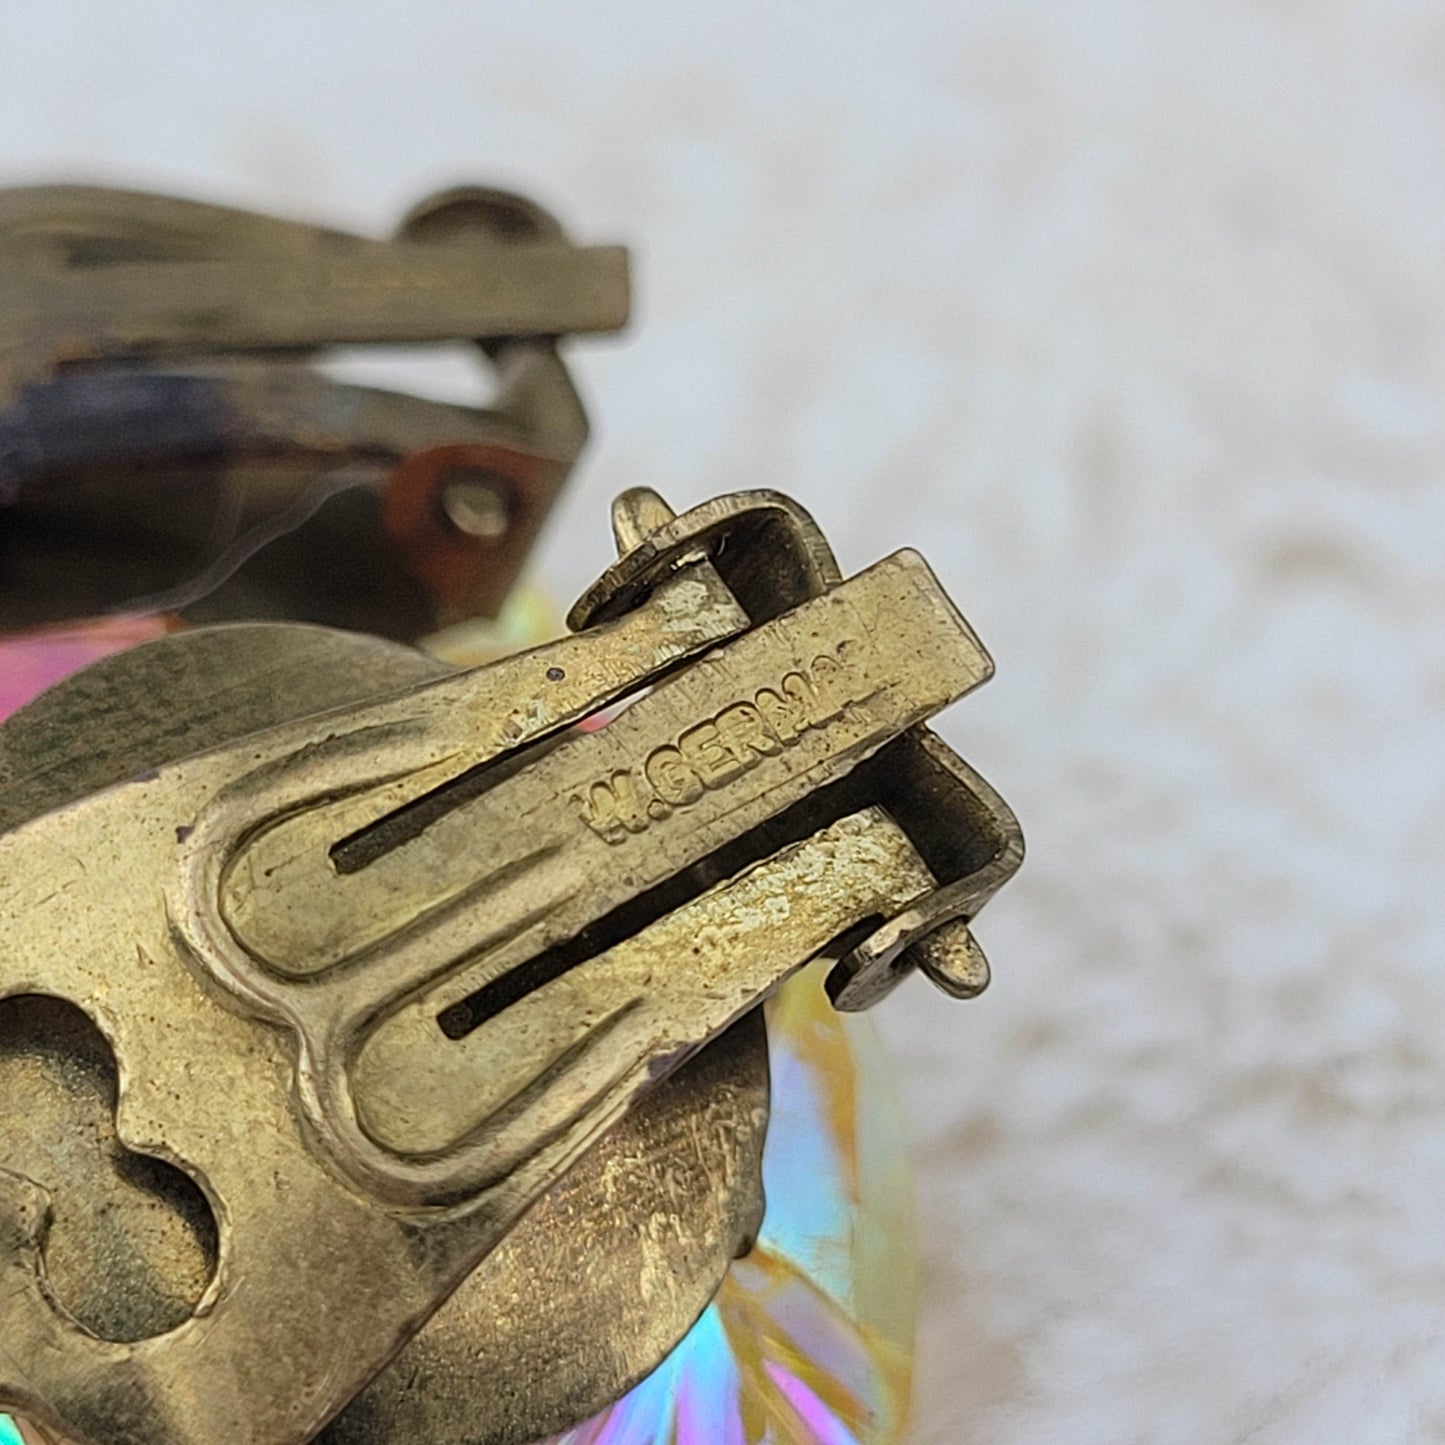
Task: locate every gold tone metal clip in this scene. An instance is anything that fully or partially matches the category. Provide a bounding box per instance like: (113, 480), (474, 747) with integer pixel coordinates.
(0, 483), (1019, 1445)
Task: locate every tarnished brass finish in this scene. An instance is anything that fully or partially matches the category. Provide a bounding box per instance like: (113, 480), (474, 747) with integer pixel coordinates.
(0, 479), (1023, 1439)
(0, 178), (1022, 1444)
(0, 187), (627, 372)
(0, 480), (1019, 1444)
(0, 185), (628, 636)
(0, 622), (769, 1445)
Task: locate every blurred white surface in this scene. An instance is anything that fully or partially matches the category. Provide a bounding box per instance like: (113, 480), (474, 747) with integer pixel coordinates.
(2, 3), (1442, 1440)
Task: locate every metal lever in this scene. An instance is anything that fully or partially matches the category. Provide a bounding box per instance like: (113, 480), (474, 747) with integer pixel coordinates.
(0, 185), (627, 384)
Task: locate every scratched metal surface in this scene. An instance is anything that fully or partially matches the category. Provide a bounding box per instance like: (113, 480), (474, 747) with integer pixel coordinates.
(1, 5), (1441, 1441)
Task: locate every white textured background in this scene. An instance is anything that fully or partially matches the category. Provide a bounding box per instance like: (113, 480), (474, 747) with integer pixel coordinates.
(3, 4), (1443, 1441)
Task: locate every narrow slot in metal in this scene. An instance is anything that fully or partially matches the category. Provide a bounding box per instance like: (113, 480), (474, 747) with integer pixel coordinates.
(437, 758), (897, 1040)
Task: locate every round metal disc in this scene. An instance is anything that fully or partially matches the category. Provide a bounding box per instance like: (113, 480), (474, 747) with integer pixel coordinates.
(0, 623), (768, 1445)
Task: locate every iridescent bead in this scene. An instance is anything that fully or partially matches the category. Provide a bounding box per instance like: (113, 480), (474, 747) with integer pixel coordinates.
(540, 967), (917, 1445)
(0, 617), (173, 723)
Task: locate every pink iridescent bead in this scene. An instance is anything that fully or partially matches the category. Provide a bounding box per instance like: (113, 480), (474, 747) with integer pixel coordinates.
(0, 616), (175, 723)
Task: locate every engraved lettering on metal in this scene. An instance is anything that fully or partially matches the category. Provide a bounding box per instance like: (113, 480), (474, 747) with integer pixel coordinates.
(576, 649), (860, 841)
